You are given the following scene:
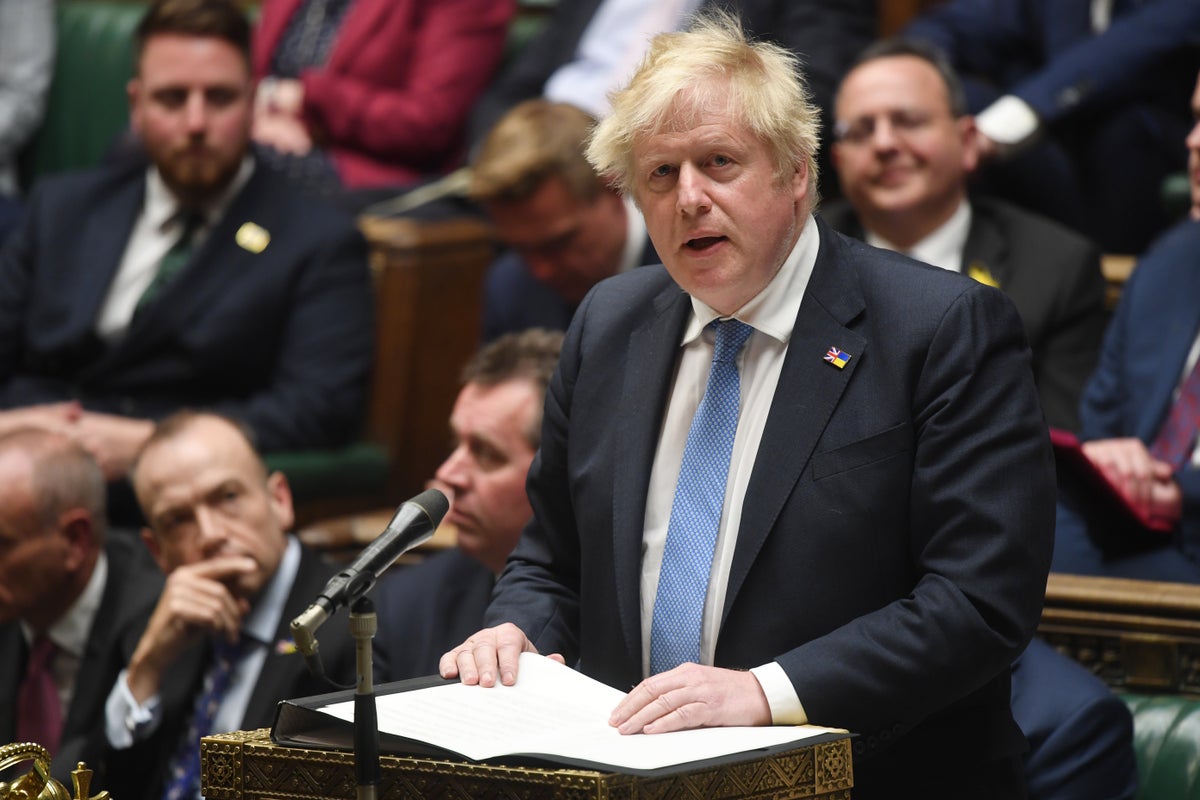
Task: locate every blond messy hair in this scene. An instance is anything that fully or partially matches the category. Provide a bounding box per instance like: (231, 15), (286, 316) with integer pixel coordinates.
(585, 10), (819, 211)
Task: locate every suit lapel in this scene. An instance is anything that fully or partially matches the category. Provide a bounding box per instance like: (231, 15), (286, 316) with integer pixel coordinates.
(108, 168), (274, 369)
(724, 221), (867, 621)
(612, 286), (690, 667)
(69, 179), (144, 344)
(962, 202), (1011, 289)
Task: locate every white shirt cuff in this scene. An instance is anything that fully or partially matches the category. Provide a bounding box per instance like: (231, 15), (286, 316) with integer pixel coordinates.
(105, 668), (163, 748)
(976, 95), (1040, 147)
(750, 662), (809, 725)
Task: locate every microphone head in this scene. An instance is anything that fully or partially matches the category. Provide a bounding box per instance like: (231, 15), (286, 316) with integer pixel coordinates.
(410, 487), (450, 526)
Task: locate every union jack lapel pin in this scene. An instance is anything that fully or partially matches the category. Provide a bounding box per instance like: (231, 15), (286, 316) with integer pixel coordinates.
(824, 346), (851, 369)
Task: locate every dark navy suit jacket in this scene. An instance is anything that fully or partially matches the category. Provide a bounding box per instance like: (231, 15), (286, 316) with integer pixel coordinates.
(904, 0), (1200, 127)
(375, 548), (495, 681)
(485, 217), (1056, 795)
(0, 154), (374, 451)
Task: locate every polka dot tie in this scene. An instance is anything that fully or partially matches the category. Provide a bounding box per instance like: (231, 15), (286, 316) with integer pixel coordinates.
(162, 637), (242, 800)
(650, 319), (753, 675)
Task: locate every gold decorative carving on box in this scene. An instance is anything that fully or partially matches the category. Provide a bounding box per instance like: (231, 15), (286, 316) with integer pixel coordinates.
(0, 743), (110, 800)
(202, 728), (852, 800)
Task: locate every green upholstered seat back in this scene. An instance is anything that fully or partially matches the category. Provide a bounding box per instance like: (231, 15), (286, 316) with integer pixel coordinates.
(1123, 694), (1200, 800)
(27, 2), (145, 183)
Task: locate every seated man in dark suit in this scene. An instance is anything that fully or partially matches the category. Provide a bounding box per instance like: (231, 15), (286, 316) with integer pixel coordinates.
(0, 0), (373, 488)
(376, 328), (563, 679)
(0, 428), (162, 783)
(471, 100), (655, 342)
(1012, 638), (1137, 800)
(822, 38), (1107, 432)
(1051, 70), (1200, 584)
(101, 412), (360, 800)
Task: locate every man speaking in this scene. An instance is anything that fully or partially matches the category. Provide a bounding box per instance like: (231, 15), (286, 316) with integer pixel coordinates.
(442, 12), (1054, 798)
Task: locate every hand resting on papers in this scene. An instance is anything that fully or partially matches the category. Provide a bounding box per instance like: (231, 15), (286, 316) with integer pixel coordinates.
(440, 623), (564, 687)
(440, 626), (771, 734)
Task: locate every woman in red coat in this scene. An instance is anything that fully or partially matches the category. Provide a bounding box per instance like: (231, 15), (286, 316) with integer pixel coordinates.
(252, 0), (514, 193)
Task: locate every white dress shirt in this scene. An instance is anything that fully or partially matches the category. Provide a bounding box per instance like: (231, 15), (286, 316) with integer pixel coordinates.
(865, 199), (972, 273)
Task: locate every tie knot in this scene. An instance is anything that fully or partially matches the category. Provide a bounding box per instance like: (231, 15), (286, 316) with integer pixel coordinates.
(212, 635), (244, 667)
(174, 209), (206, 239)
(28, 636), (57, 670)
(710, 319), (753, 363)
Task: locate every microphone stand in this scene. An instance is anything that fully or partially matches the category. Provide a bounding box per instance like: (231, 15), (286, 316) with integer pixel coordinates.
(349, 596), (380, 800)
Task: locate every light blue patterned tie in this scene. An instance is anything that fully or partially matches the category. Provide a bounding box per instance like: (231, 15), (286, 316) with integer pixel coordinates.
(650, 318), (753, 675)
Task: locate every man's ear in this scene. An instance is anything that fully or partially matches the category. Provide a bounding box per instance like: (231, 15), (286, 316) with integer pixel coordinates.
(959, 115), (981, 175)
(127, 77), (143, 135)
(266, 471), (295, 532)
(141, 526), (169, 573)
(58, 509), (96, 572)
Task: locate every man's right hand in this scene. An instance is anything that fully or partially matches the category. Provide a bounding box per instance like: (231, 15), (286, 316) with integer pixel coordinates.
(124, 556), (255, 703)
(439, 623), (563, 687)
(1082, 437), (1181, 522)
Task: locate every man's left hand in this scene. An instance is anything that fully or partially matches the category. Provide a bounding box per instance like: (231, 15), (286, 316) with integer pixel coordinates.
(609, 663), (771, 734)
(70, 411), (155, 480)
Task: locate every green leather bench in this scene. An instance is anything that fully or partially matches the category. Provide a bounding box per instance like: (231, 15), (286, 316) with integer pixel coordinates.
(1124, 694), (1200, 799)
(1044, 573), (1200, 800)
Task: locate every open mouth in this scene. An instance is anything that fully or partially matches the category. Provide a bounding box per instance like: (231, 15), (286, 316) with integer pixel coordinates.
(685, 236), (727, 251)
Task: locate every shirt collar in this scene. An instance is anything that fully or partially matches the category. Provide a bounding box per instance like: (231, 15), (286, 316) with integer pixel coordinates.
(866, 199), (972, 273)
(242, 535), (301, 646)
(22, 551), (108, 658)
(682, 214), (820, 345)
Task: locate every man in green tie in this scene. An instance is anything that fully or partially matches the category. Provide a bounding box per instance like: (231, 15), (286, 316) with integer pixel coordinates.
(0, 0), (373, 499)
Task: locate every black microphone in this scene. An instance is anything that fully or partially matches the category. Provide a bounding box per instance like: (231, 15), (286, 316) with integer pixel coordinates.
(291, 488), (449, 658)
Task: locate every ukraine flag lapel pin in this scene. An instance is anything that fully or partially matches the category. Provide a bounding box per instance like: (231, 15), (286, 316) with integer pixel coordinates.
(823, 346), (851, 369)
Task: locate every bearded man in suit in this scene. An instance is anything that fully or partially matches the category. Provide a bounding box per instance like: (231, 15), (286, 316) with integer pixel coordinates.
(0, 0), (372, 490)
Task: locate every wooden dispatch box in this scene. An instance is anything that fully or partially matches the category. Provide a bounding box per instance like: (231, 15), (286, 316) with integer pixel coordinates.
(201, 727), (853, 800)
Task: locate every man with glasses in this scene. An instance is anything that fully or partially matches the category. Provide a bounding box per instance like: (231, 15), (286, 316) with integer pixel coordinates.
(822, 38), (1108, 431)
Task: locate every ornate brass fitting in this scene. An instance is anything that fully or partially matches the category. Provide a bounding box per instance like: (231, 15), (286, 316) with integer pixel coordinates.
(0, 743), (110, 800)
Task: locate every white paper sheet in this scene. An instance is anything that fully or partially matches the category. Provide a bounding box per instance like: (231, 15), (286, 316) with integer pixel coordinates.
(319, 653), (842, 770)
